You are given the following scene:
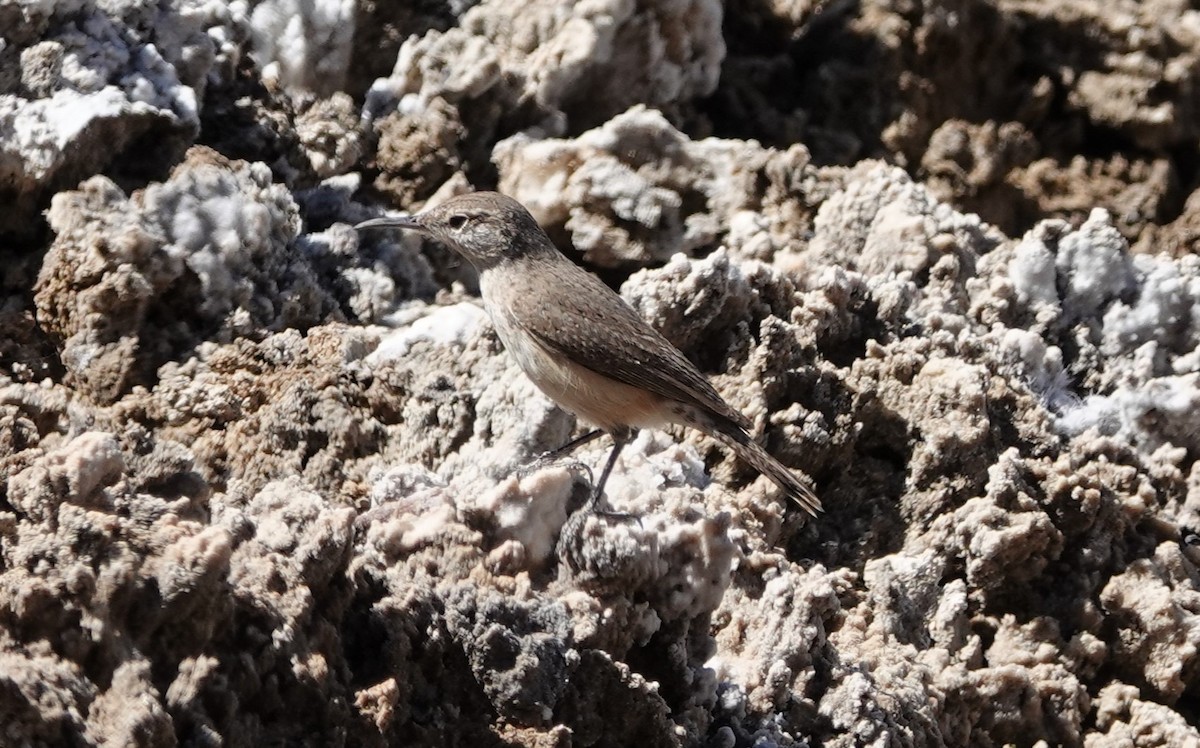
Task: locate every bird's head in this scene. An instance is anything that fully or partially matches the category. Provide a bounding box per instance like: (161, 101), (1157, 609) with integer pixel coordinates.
(356, 192), (555, 271)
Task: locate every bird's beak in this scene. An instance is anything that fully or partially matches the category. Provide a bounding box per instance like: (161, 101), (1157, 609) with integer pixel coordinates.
(354, 214), (425, 232)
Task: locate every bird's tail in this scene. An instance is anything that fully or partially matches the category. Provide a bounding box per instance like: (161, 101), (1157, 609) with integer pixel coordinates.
(712, 427), (822, 516)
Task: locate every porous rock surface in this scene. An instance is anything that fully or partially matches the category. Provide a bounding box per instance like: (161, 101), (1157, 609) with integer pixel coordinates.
(2, 1), (1199, 746)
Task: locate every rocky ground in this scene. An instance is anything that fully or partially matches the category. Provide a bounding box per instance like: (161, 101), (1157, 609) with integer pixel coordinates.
(2, 1), (1199, 746)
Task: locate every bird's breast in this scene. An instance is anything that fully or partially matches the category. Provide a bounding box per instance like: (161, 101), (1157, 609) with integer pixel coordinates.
(480, 279), (671, 432)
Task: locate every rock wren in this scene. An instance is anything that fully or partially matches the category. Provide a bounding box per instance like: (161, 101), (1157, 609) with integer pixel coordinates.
(357, 192), (820, 515)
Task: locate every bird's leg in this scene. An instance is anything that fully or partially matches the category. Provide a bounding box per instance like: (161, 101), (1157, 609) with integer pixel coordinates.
(541, 428), (605, 462)
(518, 428), (605, 481)
(525, 426), (640, 521)
(588, 428), (642, 526)
(591, 429), (629, 503)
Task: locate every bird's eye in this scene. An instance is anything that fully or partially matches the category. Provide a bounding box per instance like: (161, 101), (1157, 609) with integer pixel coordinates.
(448, 214), (469, 230)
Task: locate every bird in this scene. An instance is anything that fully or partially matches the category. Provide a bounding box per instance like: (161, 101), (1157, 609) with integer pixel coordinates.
(356, 192), (820, 516)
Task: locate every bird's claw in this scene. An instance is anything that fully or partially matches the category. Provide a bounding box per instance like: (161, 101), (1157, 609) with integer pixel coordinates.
(585, 491), (642, 527)
(515, 455), (594, 486)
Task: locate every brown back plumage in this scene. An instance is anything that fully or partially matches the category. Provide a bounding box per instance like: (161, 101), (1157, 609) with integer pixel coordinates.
(509, 254), (752, 432)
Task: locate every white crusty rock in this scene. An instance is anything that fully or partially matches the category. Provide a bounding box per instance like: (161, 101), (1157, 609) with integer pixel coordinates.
(34, 147), (336, 401)
(249, 0), (356, 95)
(3, 2), (1200, 745)
(0, 0), (242, 235)
(366, 0), (724, 130)
(495, 105), (831, 267)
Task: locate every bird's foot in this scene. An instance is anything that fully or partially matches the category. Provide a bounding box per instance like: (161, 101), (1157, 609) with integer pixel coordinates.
(585, 491), (642, 527)
(518, 450), (559, 473)
(515, 454), (594, 485)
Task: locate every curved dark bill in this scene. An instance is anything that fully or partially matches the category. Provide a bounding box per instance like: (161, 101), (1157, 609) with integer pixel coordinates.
(354, 215), (424, 231)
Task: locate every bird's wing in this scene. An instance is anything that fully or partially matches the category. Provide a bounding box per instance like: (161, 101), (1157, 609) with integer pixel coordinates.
(509, 261), (752, 431)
